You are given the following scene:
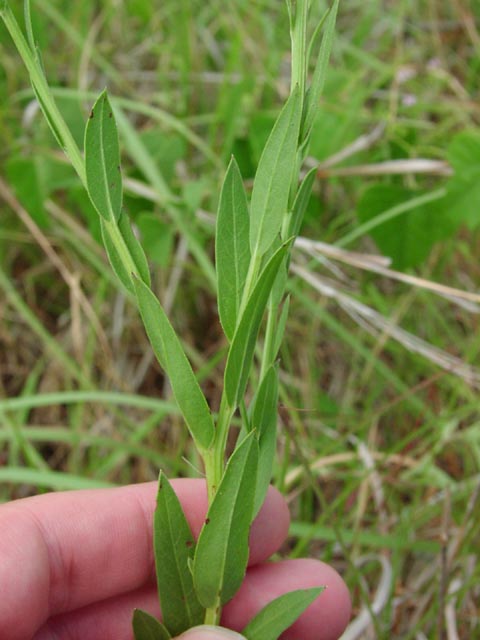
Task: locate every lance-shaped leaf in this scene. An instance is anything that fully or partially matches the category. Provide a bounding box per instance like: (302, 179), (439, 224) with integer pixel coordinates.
(85, 89), (122, 222)
(153, 473), (204, 636)
(193, 433), (259, 607)
(303, 0), (339, 137)
(133, 278), (215, 451)
(101, 213), (151, 294)
(270, 167), (316, 308)
(249, 87), (302, 257)
(288, 166), (317, 239)
(132, 609), (171, 640)
(273, 296), (290, 359)
(224, 241), (290, 408)
(249, 364), (279, 516)
(216, 156), (251, 341)
(242, 587), (324, 640)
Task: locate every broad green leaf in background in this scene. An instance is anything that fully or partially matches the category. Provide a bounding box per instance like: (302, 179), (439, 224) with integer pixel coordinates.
(241, 587), (323, 640)
(303, 0), (339, 137)
(193, 433), (259, 607)
(5, 156), (50, 228)
(132, 609), (172, 640)
(444, 130), (480, 230)
(133, 278), (215, 451)
(224, 242), (290, 408)
(216, 156), (251, 341)
(153, 473), (204, 636)
(249, 364), (279, 516)
(100, 213), (151, 294)
(357, 184), (457, 270)
(85, 90), (122, 222)
(137, 213), (175, 268)
(249, 87), (302, 257)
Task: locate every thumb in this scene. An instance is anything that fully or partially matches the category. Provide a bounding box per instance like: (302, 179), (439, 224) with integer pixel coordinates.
(174, 625), (247, 640)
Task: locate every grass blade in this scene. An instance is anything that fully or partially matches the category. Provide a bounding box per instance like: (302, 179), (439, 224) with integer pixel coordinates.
(85, 89), (123, 222)
(224, 241), (290, 408)
(249, 87), (302, 257)
(216, 156), (251, 341)
(133, 277), (215, 451)
(241, 587), (324, 640)
(154, 473), (204, 635)
(132, 609), (171, 640)
(193, 433), (259, 607)
(0, 467), (115, 490)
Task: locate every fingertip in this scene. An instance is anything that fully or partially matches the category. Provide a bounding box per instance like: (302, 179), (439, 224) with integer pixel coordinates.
(279, 559), (351, 640)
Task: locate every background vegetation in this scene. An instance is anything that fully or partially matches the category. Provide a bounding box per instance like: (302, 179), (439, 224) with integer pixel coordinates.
(0, 1), (479, 638)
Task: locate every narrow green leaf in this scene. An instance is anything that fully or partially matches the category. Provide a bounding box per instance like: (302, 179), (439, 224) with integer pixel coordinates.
(242, 587), (324, 640)
(132, 609), (171, 640)
(101, 213), (150, 293)
(250, 364), (279, 516)
(133, 278), (215, 451)
(303, 0), (339, 136)
(216, 156), (251, 341)
(270, 167), (316, 308)
(273, 296), (290, 359)
(85, 89), (123, 222)
(288, 166), (317, 239)
(225, 242), (290, 408)
(249, 87), (302, 257)
(153, 473), (204, 636)
(193, 433), (259, 607)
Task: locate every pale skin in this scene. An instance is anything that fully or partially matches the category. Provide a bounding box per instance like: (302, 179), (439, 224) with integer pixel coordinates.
(0, 480), (351, 640)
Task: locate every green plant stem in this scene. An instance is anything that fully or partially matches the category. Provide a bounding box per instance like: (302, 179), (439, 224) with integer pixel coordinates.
(212, 395), (235, 491)
(238, 249), (263, 320)
(204, 596), (221, 626)
(103, 218), (140, 280)
(202, 394), (235, 626)
(1, 2), (86, 185)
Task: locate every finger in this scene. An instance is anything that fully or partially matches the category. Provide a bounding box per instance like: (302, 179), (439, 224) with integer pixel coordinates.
(32, 559), (350, 640)
(0, 481), (289, 640)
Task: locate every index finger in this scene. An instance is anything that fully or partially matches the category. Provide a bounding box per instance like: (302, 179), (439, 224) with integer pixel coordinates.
(0, 480), (289, 640)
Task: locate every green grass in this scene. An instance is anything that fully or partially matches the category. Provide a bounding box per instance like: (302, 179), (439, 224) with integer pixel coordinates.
(1, 0), (479, 637)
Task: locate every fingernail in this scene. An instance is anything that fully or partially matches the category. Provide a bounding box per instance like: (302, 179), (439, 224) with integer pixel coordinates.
(175, 625), (246, 640)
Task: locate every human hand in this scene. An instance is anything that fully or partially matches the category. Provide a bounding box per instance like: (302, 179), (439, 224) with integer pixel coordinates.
(0, 480), (350, 640)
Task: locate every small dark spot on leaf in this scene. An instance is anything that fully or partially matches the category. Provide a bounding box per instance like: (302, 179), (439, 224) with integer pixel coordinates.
(109, 112), (113, 118)
(159, 483), (163, 490)
(117, 165), (121, 171)
(110, 182), (115, 189)
(186, 540), (193, 548)
(205, 518), (210, 525)
(89, 110), (94, 119)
